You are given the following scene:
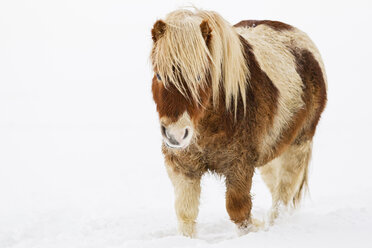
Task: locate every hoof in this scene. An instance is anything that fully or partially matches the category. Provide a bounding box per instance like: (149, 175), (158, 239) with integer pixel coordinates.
(269, 207), (279, 225)
(237, 218), (265, 235)
(178, 221), (196, 238)
(269, 203), (292, 225)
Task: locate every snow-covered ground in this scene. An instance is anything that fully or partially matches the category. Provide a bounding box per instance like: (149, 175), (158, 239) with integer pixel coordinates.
(1, 0), (372, 247)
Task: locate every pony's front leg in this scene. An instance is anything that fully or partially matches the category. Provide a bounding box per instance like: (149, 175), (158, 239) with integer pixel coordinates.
(225, 166), (263, 233)
(166, 165), (201, 238)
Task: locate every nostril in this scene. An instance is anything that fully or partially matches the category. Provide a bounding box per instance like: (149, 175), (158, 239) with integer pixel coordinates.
(161, 125), (167, 137)
(183, 128), (189, 140)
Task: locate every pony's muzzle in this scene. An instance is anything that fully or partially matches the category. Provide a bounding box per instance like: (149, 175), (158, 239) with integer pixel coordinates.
(161, 125), (192, 149)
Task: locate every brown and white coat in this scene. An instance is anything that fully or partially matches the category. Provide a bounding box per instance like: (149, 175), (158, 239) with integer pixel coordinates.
(150, 9), (327, 237)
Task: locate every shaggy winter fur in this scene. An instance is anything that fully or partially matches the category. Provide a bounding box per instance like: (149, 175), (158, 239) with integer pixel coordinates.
(150, 8), (327, 237)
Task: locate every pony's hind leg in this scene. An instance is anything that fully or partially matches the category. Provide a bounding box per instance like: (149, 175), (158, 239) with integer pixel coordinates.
(277, 140), (312, 207)
(260, 140), (312, 223)
(259, 157), (281, 200)
(259, 157), (282, 222)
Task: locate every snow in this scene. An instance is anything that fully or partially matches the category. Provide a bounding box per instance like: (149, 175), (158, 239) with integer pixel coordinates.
(1, 0), (372, 247)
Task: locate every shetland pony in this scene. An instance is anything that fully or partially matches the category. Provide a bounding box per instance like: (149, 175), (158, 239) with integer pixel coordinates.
(150, 9), (327, 237)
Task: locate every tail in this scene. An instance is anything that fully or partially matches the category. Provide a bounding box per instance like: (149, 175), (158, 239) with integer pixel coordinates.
(292, 162), (309, 207)
(292, 141), (312, 208)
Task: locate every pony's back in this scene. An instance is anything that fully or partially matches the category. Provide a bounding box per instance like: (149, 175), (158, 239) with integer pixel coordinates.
(234, 21), (327, 160)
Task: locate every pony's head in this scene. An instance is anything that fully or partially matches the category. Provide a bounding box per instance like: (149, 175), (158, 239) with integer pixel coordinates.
(150, 9), (249, 149)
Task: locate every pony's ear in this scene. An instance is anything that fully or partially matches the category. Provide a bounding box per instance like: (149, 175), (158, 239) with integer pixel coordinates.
(200, 20), (212, 46)
(152, 20), (167, 42)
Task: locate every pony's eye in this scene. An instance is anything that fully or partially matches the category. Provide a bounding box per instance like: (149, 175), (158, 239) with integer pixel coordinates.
(156, 73), (162, 81)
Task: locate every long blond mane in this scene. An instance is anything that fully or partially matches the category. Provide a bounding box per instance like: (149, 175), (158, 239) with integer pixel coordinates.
(151, 9), (249, 113)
